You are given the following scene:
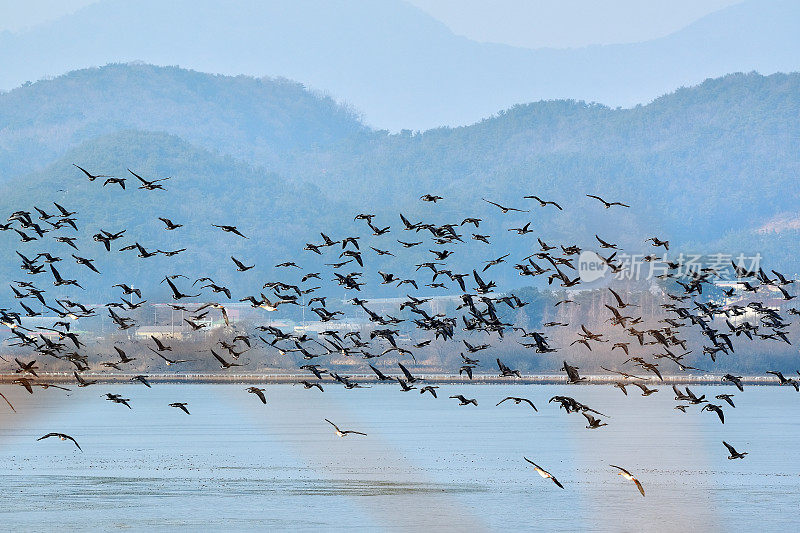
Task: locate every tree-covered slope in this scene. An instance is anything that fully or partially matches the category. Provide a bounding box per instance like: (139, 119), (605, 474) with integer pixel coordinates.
(294, 72), (800, 248)
(0, 63), (367, 180)
(0, 130), (348, 304)
(1, 67), (799, 285)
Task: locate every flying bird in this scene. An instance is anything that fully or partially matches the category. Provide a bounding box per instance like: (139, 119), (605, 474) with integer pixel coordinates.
(524, 195), (563, 210)
(419, 385), (439, 398)
(610, 465), (645, 496)
(131, 375), (152, 388)
(0, 391), (15, 412)
(158, 217), (183, 230)
(73, 164), (110, 181)
(523, 457), (564, 489)
(37, 433), (82, 451)
(701, 403), (725, 424)
(246, 387), (267, 404)
(129, 169), (170, 190)
(450, 394), (478, 406)
(324, 419), (366, 437)
(583, 412), (607, 429)
(723, 441), (747, 460)
(212, 224), (247, 238)
(586, 194), (629, 208)
(231, 256), (255, 272)
(103, 177), (126, 189)
(496, 397), (537, 411)
(211, 349), (242, 369)
(420, 194), (443, 203)
(169, 402), (190, 415)
(482, 198), (529, 213)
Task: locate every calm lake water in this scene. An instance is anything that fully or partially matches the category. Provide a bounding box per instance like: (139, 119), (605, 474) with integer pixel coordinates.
(0, 383), (798, 531)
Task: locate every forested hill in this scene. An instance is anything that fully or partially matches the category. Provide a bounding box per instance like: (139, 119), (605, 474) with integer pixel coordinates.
(0, 63), (368, 180)
(301, 72), (800, 250)
(1, 65), (800, 298)
(0, 130), (350, 303)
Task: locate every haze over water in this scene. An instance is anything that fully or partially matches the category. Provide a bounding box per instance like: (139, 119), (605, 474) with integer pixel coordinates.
(1, 383), (797, 531)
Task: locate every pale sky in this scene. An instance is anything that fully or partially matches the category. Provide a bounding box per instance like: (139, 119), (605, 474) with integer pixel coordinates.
(406, 0), (744, 48)
(0, 0), (98, 32)
(0, 0), (743, 48)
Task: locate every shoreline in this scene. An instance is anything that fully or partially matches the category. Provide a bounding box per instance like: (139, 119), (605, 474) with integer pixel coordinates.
(0, 372), (782, 386)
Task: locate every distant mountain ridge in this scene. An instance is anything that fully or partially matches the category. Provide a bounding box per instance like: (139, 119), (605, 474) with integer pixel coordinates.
(0, 64), (366, 180)
(0, 0), (798, 130)
(1, 65), (799, 285)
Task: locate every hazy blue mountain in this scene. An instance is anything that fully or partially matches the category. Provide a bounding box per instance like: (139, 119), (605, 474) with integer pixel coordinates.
(0, 64), (366, 180)
(0, 0), (798, 130)
(1, 65), (799, 299)
(303, 72), (800, 247)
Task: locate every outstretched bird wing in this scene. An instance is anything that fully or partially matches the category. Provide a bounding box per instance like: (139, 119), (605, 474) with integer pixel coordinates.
(0, 391), (16, 412)
(722, 441), (737, 455)
(609, 464), (631, 476)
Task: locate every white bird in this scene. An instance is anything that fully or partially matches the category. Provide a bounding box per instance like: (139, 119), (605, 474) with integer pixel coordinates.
(610, 465), (645, 496)
(523, 457), (564, 489)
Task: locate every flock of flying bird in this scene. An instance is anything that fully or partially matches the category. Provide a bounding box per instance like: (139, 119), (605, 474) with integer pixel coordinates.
(1, 164), (798, 496)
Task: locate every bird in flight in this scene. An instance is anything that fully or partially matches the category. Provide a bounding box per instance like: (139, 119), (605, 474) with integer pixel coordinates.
(105, 393), (132, 409)
(149, 348), (193, 366)
(74, 371), (97, 387)
(722, 374), (744, 391)
(767, 371), (799, 391)
(37, 432), (82, 451)
(524, 195), (562, 210)
(0, 391), (15, 412)
(562, 361), (585, 384)
(164, 276), (200, 300)
(158, 217), (183, 230)
(602, 366), (647, 380)
(231, 256), (255, 272)
(419, 385), (439, 398)
(701, 403), (725, 424)
(633, 382), (658, 396)
(246, 386), (267, 404)
(131, 375), (152, 388)
(324, 419), (366, 437)
(73, 164), (110, 181)
(211, 349), (242, 369)
(496, 397), (537, 411)
(523, 457), (564, 489)
(420, 194), (443, 203)
(583, 412), (607, 429)
(482, 198), (529, 213)
(450, 394), (478, 406)
(212, 224), (247, 238)
(103, 177), (126, 189)
(129, 169), (170, 190)
(610, 465), (645, 496)
(586, 194), (629, 208)
(299, 381), (324, 392)
(715, 394), (735, 408)
(723, 441), (747, 460)
(169, 402), (190, 415)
